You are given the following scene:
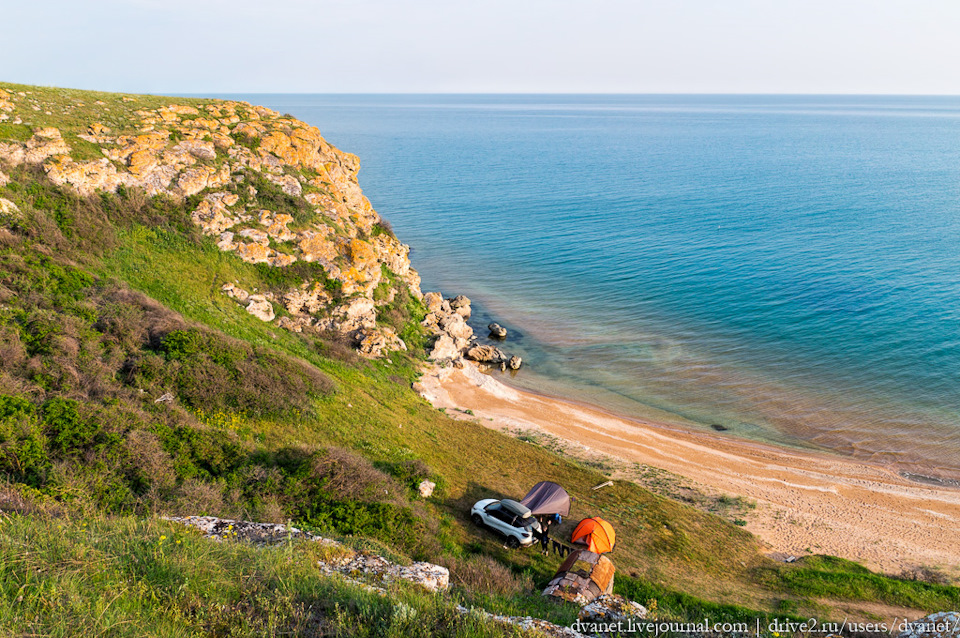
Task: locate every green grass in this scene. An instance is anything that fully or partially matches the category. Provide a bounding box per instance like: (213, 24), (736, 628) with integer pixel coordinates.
(0, 512), (534, 638)
(756, 555), (960, 611)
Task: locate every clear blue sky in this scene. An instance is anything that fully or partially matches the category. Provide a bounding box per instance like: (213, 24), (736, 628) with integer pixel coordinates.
(3, 0), (959, 94)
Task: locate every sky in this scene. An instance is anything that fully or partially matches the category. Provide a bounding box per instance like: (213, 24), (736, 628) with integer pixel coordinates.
(2, 0), (960, 95)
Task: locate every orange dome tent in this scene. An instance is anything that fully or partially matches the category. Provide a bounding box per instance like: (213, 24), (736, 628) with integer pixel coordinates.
(570, 517), (616, 554)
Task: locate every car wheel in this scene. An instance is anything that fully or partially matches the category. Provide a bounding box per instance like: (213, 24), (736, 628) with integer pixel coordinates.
(471, 513), (483, 526)
(505, 536), (520, 549)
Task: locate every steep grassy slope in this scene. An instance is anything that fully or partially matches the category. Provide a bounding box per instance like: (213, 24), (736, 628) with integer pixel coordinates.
(1, 83), (957, 636)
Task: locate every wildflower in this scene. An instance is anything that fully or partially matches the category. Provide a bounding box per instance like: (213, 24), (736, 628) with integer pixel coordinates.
(160, 535), (167, 541)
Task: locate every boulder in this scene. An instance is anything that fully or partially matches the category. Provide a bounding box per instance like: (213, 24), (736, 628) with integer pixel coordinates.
(508, 355), (522, 370)
(236, 242), (275, 264)
(174, 139), (217, 160)
(246, 295), (275, 321)
(0, 168), (8, 187)
(439, 313), (474, 341)
(488, 322), (507, 339)
(466, 344), (505, 364)
(221, 282), (249, 302)
(217, 231), (237, 251)
(423, 292), (444, 314)
(448, 294), (471, 319)
(356, 327), (407, 358)
(283, 282), (332, 316)
(298, 231), (338, 263)
(25, 127), (71, 163)
(418, 480), (436, 498)
(0, 198), (20, 219)
(578, 595), (647, 626)
(177, 166), (212, 196)
(429, 334), (461, 361)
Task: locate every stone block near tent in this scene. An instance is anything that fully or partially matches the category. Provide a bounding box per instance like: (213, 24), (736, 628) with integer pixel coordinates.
(542, 548), (615, 605)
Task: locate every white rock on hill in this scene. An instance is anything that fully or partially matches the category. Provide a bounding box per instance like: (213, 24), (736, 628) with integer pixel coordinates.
(898, 612), (960, 638)
(246, 295), (275, 321)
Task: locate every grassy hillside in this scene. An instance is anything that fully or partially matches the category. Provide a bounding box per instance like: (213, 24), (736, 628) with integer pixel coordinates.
(1, 83), (956, 636)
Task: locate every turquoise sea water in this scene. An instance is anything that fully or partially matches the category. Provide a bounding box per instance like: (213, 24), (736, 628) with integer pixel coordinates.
(230, 95), (960, 479)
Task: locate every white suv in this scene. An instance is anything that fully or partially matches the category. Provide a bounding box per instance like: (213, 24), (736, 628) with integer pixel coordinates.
(470, 498), (542, 548)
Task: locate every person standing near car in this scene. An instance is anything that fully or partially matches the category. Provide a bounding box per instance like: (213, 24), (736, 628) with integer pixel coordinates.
(539, 516), (553, 555)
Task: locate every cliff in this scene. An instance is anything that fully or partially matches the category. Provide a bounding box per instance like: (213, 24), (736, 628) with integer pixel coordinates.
(0, 84), (424, 358)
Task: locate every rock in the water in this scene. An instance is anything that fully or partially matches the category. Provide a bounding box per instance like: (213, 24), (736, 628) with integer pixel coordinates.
(578, 594), (648, 626)
(246, 295), (275, 321)
(418, 480), (436, 498)
(508, 355), (522, 370)
(466, 344), (505, 364)
(488, 322), (507, 338)
(898, 612), (960, 638)
(448, 294), (472, 319)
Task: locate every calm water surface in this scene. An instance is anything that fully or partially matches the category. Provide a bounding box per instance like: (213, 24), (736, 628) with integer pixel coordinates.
(225, 94), (960, 479)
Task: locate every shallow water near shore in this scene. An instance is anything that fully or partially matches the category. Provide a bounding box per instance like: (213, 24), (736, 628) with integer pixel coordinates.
(225, 94), (960, 479)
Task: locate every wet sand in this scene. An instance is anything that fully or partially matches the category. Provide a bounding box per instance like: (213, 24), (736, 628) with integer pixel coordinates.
(418, 363), (960, 576)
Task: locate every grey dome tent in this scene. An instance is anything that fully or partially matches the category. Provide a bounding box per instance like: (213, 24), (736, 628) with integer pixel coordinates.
(520, 481), (570, 517)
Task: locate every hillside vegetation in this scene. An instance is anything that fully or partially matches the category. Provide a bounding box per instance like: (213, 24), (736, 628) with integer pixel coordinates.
(0, 82), (956, 637)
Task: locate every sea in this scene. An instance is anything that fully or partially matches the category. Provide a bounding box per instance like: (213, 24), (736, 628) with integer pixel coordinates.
(224, 94), (960, 481)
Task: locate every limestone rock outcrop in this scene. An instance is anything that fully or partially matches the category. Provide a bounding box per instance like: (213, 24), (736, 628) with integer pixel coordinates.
(578, 594), (647, 626)
(898, 612), (960, 638)
(421, 293), (479, 362)
(165, 515), (449, 593)
(0, 88), (427, 358)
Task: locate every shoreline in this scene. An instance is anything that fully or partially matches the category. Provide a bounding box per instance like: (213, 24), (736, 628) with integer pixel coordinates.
(417, 362), (960, 576)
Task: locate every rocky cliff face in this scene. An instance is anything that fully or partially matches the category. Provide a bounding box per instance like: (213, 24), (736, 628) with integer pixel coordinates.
(0, 86), (423, 357)
(0, 85), (524, 365)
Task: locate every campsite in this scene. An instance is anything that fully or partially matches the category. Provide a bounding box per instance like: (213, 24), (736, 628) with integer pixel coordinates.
(470, 481), (619, 605)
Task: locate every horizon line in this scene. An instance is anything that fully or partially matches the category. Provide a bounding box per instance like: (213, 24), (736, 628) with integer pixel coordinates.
(4, 81), (960, 99)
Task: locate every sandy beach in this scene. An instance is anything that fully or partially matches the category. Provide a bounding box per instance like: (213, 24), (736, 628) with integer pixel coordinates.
(418, 363), (960, 576)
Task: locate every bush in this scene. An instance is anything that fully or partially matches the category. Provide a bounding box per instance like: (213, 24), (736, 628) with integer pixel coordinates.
(440, 554), (534, 597)
(301, 498), (425, 550)
(309, 447), (404, 504)
(42, 397), (101, 454)
(130, 328), (335, 417)
(0, 395), (49, 485)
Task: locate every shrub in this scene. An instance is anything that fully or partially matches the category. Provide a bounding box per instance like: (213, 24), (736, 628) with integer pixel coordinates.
(0, 395), (49, 485)
(301, 498), (425, 550)
(42, 397), (101, 454)
(371, 219), (395, 238)
(130, 328), (335, 417)
(440, 554), (534, 597)
(309, 447), (404, 504)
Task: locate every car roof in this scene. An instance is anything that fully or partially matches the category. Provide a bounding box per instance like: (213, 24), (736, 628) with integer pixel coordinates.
(500, 499), (533, 518)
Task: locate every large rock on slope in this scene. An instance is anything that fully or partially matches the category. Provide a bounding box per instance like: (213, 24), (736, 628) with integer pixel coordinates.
(898, 612), (960, 638)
